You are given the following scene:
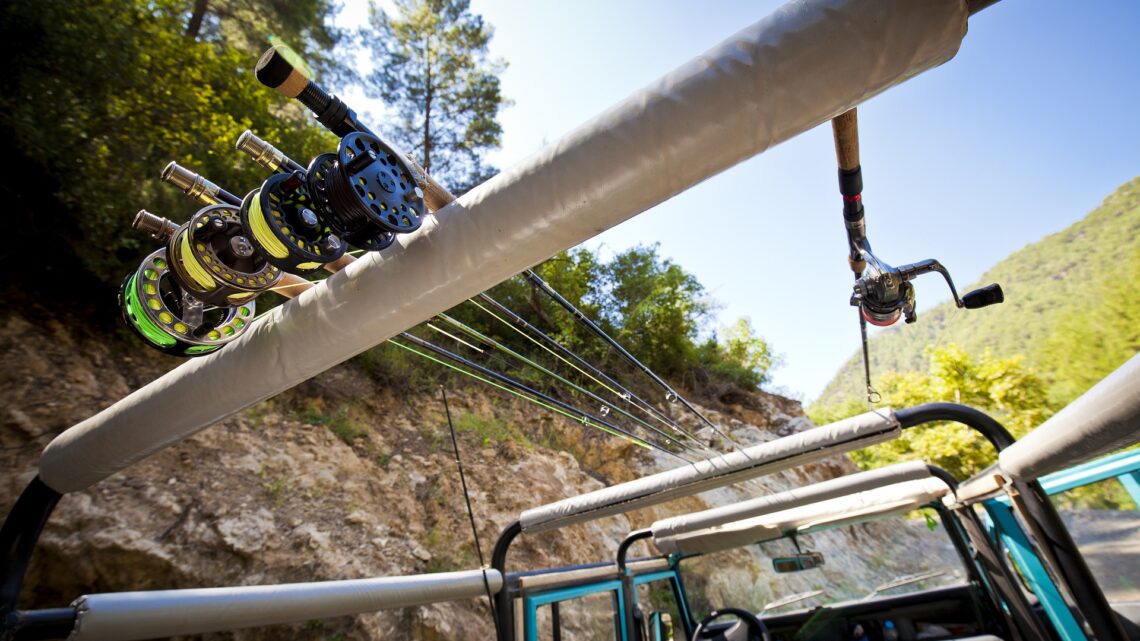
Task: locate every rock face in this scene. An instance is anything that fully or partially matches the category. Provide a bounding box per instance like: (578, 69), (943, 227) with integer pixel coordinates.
(0, 308), (958, 640)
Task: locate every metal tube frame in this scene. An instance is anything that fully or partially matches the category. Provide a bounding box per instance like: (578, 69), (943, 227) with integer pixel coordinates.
(898, 403), (1126, 641)
(4, 404), (1126, 641)
(1, 477), (67, 640)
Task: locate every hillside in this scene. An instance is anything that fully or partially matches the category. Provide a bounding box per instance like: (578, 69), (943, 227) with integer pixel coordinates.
(815, 176), (1140, 408)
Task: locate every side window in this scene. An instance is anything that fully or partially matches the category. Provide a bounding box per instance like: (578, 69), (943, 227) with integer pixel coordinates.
(532, 589), (621, 641)
(1048, 475), (1140, 615)
(636, 578), (683, 641)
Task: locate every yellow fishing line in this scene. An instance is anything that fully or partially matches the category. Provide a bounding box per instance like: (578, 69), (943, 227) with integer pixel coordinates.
(179, 232), (216, 291)
(247, 192), (290, 259)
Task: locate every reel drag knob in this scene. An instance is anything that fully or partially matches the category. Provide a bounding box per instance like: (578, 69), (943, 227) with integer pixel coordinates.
(167, 204), (282, 307)
(119, 249), (256, 357)
(240, 171), (347, 274)
(321, 132), (425, 242)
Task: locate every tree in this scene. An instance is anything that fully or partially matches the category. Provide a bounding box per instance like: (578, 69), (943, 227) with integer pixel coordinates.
(182, 0), (351, 86)
(0, 0), (339, 288)
(711, 317), (781, 386)
(365, 0), (509, 193)
(1038, 250), (1140, 406)
(808, 344), (1052, 478)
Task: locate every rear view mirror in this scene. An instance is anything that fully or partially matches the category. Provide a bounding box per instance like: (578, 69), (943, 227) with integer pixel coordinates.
(772, 552), (825, 573)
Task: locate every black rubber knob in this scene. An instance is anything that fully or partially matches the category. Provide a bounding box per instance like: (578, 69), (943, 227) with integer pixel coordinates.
(962, 283), (1004, 309)
(256, 47), (292, 86)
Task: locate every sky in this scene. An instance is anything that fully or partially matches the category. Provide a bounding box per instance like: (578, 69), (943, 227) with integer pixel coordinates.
(336, 1), (1140, 402)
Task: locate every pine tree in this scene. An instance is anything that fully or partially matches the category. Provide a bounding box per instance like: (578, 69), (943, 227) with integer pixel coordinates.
(365, 0), (509, 193)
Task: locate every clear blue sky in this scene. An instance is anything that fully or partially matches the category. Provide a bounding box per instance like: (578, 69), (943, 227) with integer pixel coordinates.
(339, 1), (1140, 401)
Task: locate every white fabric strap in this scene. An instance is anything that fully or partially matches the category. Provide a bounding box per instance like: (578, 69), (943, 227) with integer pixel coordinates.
(654, 477), (950, 556)
(1000, 353), (1140, 481)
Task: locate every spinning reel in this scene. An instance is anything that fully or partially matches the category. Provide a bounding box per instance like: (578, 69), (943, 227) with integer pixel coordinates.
(831, 109), (1003, 401)
(850, 243), (1004, 327)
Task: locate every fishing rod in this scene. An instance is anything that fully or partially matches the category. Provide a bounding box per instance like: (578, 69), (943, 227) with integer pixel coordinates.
(434, 312), (706, 454)
(118, 47), (433, 358)
(830, 108), (1004, 402)
(469, 294), (697, 440)
(397, 332), (690, 462)
(523, 270), (743, 448)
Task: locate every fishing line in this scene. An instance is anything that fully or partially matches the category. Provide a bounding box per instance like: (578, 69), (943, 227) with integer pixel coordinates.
(435, 310), (758, 486)
(426, 322), (485, 354)
(439, 386), (499, 637)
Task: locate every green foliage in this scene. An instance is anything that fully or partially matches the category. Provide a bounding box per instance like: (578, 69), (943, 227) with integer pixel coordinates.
(0, 0), (338, 288)
(1039, 250), (1140, 406)
(815, 177), (1140, 409)
(697, 317), (782, 389)
(1052, 480), (1137, 512)
(454, 412), (532, 448)
(810, 345), (1051, 478)
(365, 0), (509, 192)
(302, 408), (367, 444)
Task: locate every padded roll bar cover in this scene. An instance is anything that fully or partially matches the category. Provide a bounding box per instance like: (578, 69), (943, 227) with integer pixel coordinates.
(650, 460), (931, 540)
(38, 0), (968, 494)
(68, 570), (503, 641)
(654, 477), (951, 556)
(949, 463), (1004, 505)
(1000, 353), (1140, 481)
(519, 410), (901, 533)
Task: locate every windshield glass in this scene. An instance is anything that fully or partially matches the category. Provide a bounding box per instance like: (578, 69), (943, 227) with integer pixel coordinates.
(681, 509), (965, 618)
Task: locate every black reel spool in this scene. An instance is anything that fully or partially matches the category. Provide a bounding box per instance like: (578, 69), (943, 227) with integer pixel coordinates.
(307, 153), (394, 251)
(320, 132), (425, 243)
(119, 249), (256, 357)
(167, 204), (282, 308)
(240, 172), (347, 274)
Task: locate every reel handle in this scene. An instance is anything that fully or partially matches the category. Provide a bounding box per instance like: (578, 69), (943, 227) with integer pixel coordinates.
(255, 46), (455, 213)
(962, 283), (1004, 309)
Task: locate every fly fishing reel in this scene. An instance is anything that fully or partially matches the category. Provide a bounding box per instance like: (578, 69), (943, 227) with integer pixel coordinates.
(320, 132), (425, 240)
(167, 204), (282, 307)
(239, 171), (346, 274)
(119, 249), (255, 357)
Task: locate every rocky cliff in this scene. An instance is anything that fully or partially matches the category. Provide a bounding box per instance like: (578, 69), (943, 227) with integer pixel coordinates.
(1, 303), (956, 640)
